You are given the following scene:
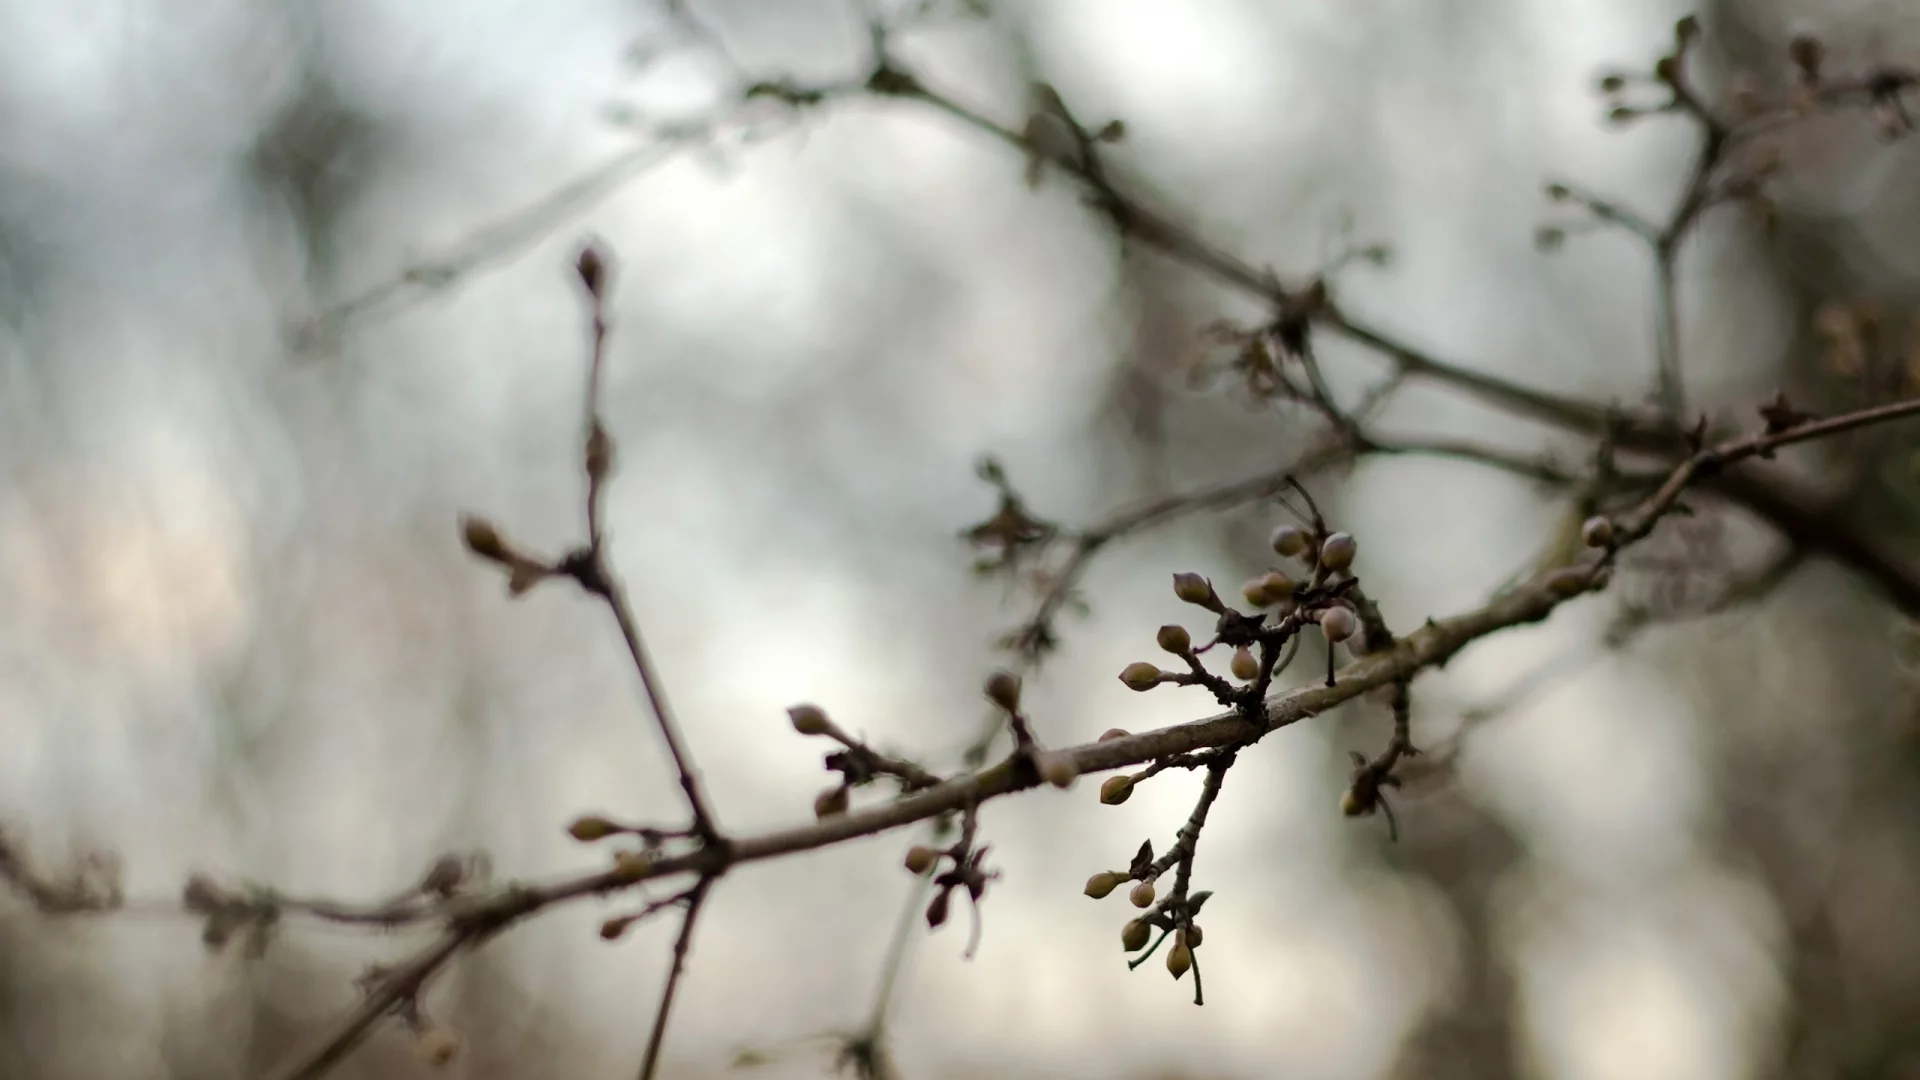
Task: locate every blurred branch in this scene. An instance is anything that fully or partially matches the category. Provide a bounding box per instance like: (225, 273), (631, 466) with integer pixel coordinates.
(198, 383), (1920, 1078)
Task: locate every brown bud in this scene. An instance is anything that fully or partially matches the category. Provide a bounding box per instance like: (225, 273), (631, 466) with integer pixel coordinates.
(611, 850), (653, 881)
(1034, 750), (1079, 790)
(925, 888), (951, 928)
(1099, 775), (1134, 805)
(1121, 918), (1152, 952)
(1119, 662), (1166, 692)
(1098, 727), (1131, 743)
(575, 244), (608, 298)
(787, 704), (832, 737)
(461, 516), (509, 562)
(1230, 646), (1260, 681)
(984, 670), (1022, 712)
(1129, 880), (1156, 909)
(1166, 939), (1193, 979)
(601, 914), (637, 940)
(585, 423), (614, 482)
(1340, 788), (1370, 817)
(568, 815), (619, 842)
(1156, 624), (1192, 655)
(1184, 923), (1204, 949)
(416, 1027), (461, 1068)
(1084, 871), (1122, 899)
(1581, 516), (1614, 548)
(1319, 532), (1357, 572)
(506, 559), (551, 597)
(1270, 524), (1310, 557)
(1171, 572), (1225, 612)
(904, 846), (940, 875)
(813, 785), (850, 819)
(182, 873), (227, 913)
(1319, 605), (1358, 643)
(419, 856), (466, 897)
(1653, 55), (1680, 83)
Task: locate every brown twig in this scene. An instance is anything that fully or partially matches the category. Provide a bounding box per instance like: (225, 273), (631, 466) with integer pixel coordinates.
(638, 878), (713, 1080)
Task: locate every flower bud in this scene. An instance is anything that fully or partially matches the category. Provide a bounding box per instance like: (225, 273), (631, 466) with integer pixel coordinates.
(1260, 571), (1296, 599)
(1166, 940), (1193, 979)
(925, 888), (951, 928)
(814, 785), (850, 819)
(1184, 923), (1204, 948)
(1035, 750), (1079, 790)
(1099, 775), (1134, 805)
(575, 244), (608, 298)
(787, 704), (832, 737)
(1340, 788), (1369, 817)
(416, 1026), (461, 1068)
(1129, 880), (1156, 909)
(984, 670), (1022, 711)
(904, 846), (940, 875)
(461, 516), (508, 562)
(1171, 572), (1225, 612)
(1319, 532), (1357, 571)
(1084, 871), (1122, 899)
(1121, 918), (1151, 952)
(1098, 728), (1130, 743)
(1319, 605), (1357, 643)
(568, 815), (619, 842)
(1230, 646), (1260, 681)
(1581, 516), (1614, 548)
(1156, 624), (1192, 655)
(1119, 662), (1166, 692)
(1270, 524), (1310, 557)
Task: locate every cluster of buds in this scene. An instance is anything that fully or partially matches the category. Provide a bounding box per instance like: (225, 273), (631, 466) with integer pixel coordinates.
(786, 701), (946, 818)
(1083, 840), (1213, 982)
(902, 836), (1000, 939)
(982, 669), (1079, 790)
(1117, 513), (1368, 709)
(565, 813), (676, 898)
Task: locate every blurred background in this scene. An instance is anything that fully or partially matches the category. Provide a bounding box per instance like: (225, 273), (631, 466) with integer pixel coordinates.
(2, 1), (1919, 1078)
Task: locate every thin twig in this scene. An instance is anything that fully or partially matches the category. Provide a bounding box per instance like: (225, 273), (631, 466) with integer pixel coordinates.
(573, 251), (724, 843)
(638, 877), (714, 1080)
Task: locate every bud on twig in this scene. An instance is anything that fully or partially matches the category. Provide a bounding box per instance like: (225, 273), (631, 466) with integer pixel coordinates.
(1119, 662), (1166, 692)
(461, 516), (509, 563)
(1166, 937), (1193, 979)
(575, 243), (608, 299)
(814, 785), (850, 819)
(1128, 880), (1156, 908)
(1319, 605), (1357, 643)
(787, 704), (832, 737)
(984, 670), (1022, 711)
(1171, 572), (1227, 613)
(568, 815), (618, 842)
(1271, 524), (1310, 557)
(1121, 918), (1151, 952)
(1230, 646), (1260, 681)
(904, 846), (940, 875)
(1034, 750), (1079, 790)
(1156, 625), (1192, 654)
(1084, 871), (1122, 899)
(1318, 532), (1357, 572)
(1100, 775), (1135, 805)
